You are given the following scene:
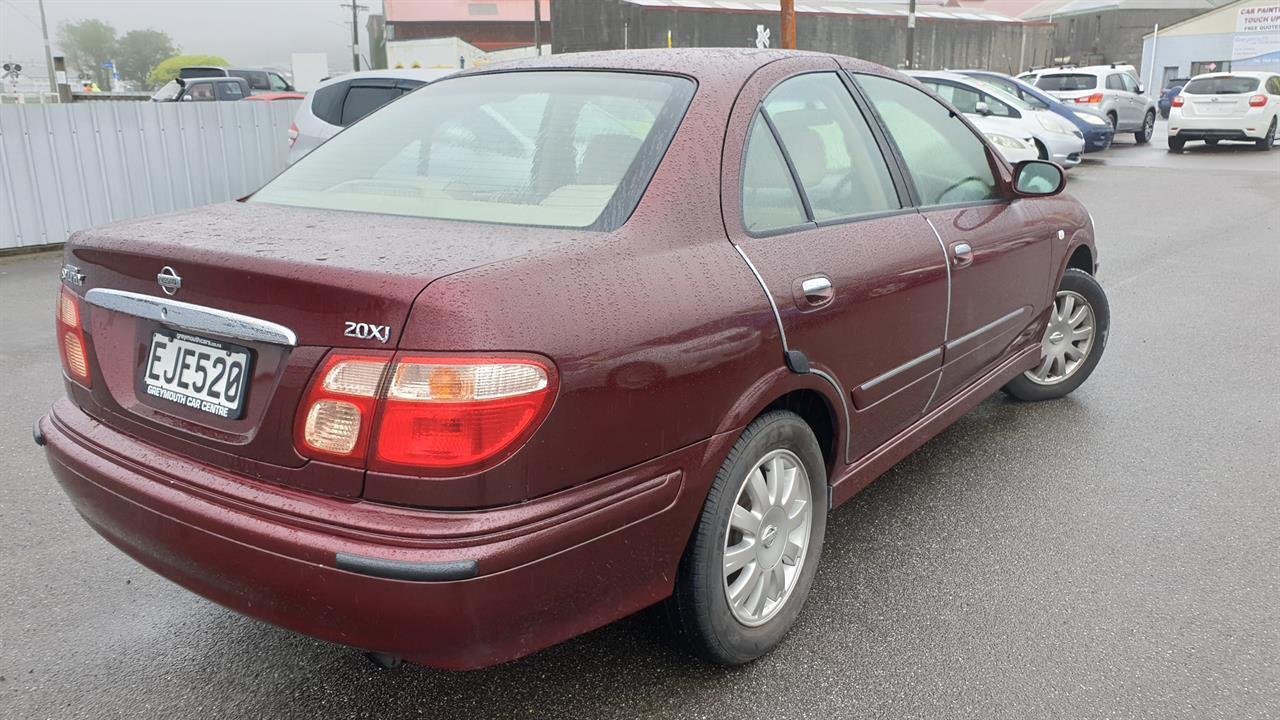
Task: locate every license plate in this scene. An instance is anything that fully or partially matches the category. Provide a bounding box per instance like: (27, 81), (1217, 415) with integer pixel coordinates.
(142, 330), (252, 419)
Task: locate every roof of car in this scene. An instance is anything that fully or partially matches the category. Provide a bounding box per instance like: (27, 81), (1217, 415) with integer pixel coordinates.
(316, 68), (456, 88)
(451, 48), (890, 82)
(1187, 71), (1276, 79)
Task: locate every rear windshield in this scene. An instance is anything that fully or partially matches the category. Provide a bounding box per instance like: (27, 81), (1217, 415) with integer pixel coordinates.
(1183, 76), (1259, 94)
(1036, 73), (1097, 92)
(252, 71), (695, 230)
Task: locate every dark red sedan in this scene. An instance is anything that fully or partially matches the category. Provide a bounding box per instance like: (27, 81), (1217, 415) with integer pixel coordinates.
(39, 49), (1109, 670)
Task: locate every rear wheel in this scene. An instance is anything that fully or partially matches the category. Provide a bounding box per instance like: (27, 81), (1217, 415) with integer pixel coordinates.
(1135, 111), (1155, 144)
(671, 411), (827, 665)
(1003, 269), (1109, 402)
(1258, 118), (1277, 151)
(1168, 136), (1186, 152)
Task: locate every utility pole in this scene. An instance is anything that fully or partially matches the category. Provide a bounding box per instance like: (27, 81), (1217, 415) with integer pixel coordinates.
(37, 0), (56, 94)
(905, 0), (917, 68)
(533, 0), (542, 56)
(780, 0), (796, 49)
(343, 1), (368, 71)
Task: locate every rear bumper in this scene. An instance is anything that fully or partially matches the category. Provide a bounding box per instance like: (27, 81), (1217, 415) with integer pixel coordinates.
(1170, 114), (1269, 140)
(41, 399), (711, 670)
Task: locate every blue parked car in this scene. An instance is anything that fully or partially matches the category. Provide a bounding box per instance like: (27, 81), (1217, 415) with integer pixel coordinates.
(1159, 78), (1189, 118)
(960, 70), (1114, 153)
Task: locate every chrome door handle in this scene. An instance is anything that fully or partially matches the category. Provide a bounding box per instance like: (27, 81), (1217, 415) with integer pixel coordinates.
(952, 242), (973, 268)
(801, 277), (833, 304)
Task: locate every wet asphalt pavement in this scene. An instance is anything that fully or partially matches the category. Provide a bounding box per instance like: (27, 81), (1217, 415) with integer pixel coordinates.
(1, 127), (1277, 719)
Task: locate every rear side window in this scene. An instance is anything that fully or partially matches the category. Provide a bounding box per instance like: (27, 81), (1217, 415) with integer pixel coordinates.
(1184, 76), (1260, 94)
(742, 114), (808, 233)
(230, 70), (271, 90)
(310, 81), (350, 126)
(856, 74), (998, 207)
(1038, 73), (1097, 91)
(762, 73), (899, 222)
(341, 86), (402, 125)
(215, 81), (245, 100)
(253, 71), (695, 231)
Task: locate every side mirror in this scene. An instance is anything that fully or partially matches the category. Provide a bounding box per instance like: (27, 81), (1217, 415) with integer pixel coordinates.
(975, 100), (992, 116)
(1136, 84), (1145, 94)
(181, 94), (194, 101)
(1013, 160), (1065, 197)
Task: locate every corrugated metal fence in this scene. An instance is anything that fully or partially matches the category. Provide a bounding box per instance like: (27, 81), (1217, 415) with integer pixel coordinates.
(0, 100), (299, 252)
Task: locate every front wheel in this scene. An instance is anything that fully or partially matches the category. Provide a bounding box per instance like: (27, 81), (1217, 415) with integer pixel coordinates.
(1003, 269), (1109, 402)
(1135, 111), (1155, 144)
(1257, 118), (1277, 151)
(670, 411), (827, 665)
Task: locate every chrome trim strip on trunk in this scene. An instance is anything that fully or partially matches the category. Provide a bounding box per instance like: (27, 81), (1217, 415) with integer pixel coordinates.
(84, 289), (299, 347)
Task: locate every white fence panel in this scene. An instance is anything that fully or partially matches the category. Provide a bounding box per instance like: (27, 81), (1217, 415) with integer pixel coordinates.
(0, 99), (298, 251)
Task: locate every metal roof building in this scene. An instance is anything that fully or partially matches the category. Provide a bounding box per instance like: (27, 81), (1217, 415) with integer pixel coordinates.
(1139, 0), (1280, 91)
(552, 0), (1056, 73)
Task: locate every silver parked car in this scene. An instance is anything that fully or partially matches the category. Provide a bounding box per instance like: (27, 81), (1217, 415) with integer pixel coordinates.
(1034, 65), (1158, 144)
(288, 68), (455, 164)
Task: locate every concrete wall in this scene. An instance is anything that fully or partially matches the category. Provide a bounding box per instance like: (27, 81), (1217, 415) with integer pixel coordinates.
(552, 0), (1054, 74)
(1042, 9), (1207, 67)
(0, 99), (297, 251)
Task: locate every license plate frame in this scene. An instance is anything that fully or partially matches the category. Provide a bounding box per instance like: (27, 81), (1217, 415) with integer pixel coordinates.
(140, 329), (253, 420)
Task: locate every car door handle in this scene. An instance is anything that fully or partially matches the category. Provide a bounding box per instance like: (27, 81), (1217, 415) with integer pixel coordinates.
(798, 276), (834, 307)
(951, 242), (973, 268)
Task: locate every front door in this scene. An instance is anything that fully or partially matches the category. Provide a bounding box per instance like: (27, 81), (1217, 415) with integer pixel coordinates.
(723, 60), (950, 463)
(853, 73), (1054, 408)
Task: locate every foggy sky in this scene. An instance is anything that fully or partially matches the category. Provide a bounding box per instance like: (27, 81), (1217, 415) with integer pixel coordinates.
(1, 0), (373, 77)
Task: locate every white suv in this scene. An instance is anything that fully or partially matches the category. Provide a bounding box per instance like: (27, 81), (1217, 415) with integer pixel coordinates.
(288, 68), (455, 164)
(1034, 65), (1158, 144)
(1168, 72), (1280, 152)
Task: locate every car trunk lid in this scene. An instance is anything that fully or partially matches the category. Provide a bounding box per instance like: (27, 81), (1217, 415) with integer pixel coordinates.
(65, 201), (568, 493)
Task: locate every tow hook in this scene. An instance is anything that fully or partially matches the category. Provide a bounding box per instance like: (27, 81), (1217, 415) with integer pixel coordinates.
(364, 651), (403, 670)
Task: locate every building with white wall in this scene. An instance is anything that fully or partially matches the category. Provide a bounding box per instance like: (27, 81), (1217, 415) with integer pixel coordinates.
(1140, 0), (1280, 91)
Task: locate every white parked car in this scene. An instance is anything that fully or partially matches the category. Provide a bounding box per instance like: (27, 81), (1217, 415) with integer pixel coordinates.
(909, 71), (1085, 167)
(1168, 72), (1280, 152)
(289, 68), (455, 164)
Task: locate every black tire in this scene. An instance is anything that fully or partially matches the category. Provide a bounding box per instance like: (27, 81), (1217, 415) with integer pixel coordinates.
(1107, 112), (1118, 132)
(1034, 139), (1049, 161)
(670, 410), (828, 665)
(1206, 139), (1220, 146)
(1257, 118), (1277, 151)
(1003, 269), (1109, 402)
(1160, 108), (1169, 119)
(1168, 136), (1186, 152)
(1135, 111), (1155, 144)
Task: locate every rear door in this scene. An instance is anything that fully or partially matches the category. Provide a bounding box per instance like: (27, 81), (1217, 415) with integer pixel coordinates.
(854, 73), (1053, 409)
(723, 59), (950, 462)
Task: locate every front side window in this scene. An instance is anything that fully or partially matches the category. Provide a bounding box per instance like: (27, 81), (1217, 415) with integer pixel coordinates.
(269, 72), (291, 91)
(762, 73), (899, 222)
(1106, 74), (1125, 91)
(216, 82), (245, 100)
(252, 71), (694, 231)
(856, 74), (998, 207)
(1120, 74), (1141, 93)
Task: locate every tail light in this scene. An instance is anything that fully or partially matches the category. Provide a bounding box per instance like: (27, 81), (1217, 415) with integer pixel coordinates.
(1249, 95), (1267, 107)
(1171, 95), (1185, 108)
(57, 287), (91, 387)
(288, 122), (299, 147)
(296, 353), (557, 475)
(1074, 93), (1104, 105)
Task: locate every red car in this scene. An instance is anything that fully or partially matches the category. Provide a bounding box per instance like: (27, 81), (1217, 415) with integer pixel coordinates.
(39, 49), (1109, 670)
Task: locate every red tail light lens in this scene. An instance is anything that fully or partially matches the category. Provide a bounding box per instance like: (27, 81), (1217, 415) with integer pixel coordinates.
(1171, 95), (1185, 108)
(1074, 93), (1104, 105)
(295, 353), (557, 475)
(295, 354), (389, 466)
(288, 122), (299, 147)
(1248, 95), (1267, 107)
(371, 356), (556, 474)
(57, 287), (91, 387)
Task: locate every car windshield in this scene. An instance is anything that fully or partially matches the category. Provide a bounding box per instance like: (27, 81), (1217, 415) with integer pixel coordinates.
(969, 78), (1038, 110)
(1183, 76), (1259, 94)
(151, 80), (182, 101)
(252, 71), (694, 230)
(1037, 73), (1097, 92)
